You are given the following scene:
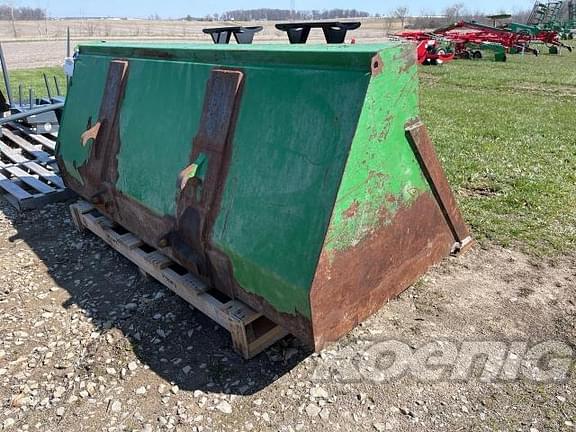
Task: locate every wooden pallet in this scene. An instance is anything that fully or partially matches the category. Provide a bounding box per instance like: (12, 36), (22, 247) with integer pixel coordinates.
(70, 201), (289, 359)
(0, 125), (74, 210)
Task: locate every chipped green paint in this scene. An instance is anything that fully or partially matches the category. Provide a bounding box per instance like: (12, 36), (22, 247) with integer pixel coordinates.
(323, 45), (431, 255)
(56, 42), (427, 320)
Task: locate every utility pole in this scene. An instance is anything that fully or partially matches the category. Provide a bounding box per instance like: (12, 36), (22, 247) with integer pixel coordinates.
(10, 3), (18, 39)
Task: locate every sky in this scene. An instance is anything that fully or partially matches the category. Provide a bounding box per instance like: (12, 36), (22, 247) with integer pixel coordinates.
(22, 0), (534, 19)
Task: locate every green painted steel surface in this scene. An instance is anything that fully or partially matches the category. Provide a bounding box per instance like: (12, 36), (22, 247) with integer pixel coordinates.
(211, 65), (369, 318)
(57, 42), (421, 320)
(506, 22), (541, 36)
(77, 42), (399, 71)
(117, 60), (209, 215)
(57, 55), (110, 182)
(323, 46), (429, 256)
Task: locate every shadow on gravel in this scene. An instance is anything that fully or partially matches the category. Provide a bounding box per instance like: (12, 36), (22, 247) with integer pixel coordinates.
(1, 198), (308, 395)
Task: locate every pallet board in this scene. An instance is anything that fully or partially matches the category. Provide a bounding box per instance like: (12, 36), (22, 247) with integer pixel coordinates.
(69, 201), (289, 359)
(0, 124), (74, 210)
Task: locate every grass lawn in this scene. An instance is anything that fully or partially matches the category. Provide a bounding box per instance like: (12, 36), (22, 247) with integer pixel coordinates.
(420, 44), (576, 256)
(5, 48), (575, 257)
(4, 67), (66, 102)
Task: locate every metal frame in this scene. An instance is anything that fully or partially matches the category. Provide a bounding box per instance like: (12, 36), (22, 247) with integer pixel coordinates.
(0, 42), (65, 137)
(203, 26), (263, 44)
(275, 21), (361, 44)
(0, 124), (73, 211)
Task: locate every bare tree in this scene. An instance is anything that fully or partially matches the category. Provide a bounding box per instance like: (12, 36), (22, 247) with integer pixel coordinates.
(511, 7), (532, 23)
(412, 8), (445, 29)
(9, 2), (17, 38)
(383, 16), (394, 33)
(217, 8), (370, 21)
(0, 4), (47, 21)
(392, 6), (409, 29)
(444, 3), (466, 24)
(43, 8), (48, 36)
(84, 20), (96, 37)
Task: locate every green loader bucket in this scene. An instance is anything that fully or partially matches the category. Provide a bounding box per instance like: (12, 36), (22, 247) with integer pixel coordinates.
(56, 42), (472, 351)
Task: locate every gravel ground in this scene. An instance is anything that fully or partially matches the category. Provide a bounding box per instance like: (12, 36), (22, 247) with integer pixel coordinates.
(0, 197), (575, 431)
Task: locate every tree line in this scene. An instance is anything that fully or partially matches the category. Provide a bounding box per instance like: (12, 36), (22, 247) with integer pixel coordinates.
(0, 4), (46, 20)
(186, 5), (536, 27)
(189, 8), (370, 22)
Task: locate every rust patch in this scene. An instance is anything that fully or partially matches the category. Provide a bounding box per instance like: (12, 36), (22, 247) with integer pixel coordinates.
(309, 192), (456, 351)
(186, 69), (244, 235)
(132, 48), (177, 60)
(398, 44), (417, 74)
(371, 53), (384, 76)
(58, 161), (177, 255)
(171, 68), (245, 276)
(343, 200), (359, 219)
(405, 119), (472, 247)
(368, 114), (393, 142)
(73, 59), (130, 202)
(207, 248), (314, 347)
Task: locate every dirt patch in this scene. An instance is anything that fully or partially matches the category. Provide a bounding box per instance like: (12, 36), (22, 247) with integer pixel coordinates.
(510, 83), (576, 98)
(459, 186), (501, 198)
(1, 40), (74, 70)
(0, 198), (575, 431)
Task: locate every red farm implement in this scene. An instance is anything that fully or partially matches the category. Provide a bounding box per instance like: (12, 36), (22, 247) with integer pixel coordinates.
(438, 21), (572, 55)
(398, 19), (572, 63)
(398, 28), (508, 62)
(416, 40), (455, 65)
(396, 31), (455, 65)
(433, 21), (537, 58)
(532, 28), (574, 52)
(398, 29), (504, 62)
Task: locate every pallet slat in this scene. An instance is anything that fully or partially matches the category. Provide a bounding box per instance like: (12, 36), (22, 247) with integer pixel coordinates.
(0, 172), (33, 200)
(0, 126), (73, 210)
(117, 233), (144, 249)
(143, 250), (173, 269)
(8, 123), (57, 153)
(0, 141), (28, 164)
(4, 165), (55, 194)
(19, 161), (65, 189)
(0, 161), (73, 210)
(1, 129), (51, 162)
(69, 201), (289, 359)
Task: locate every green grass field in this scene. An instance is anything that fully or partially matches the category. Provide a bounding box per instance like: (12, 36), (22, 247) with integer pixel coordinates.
(7, 49), (576, 256)
(421, 45), (576, 256)
(6, 67), (66, 102)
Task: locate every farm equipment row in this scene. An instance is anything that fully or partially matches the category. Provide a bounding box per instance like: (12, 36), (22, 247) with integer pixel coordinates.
(401, 30), (509, 64)
(526, 0), (576, 39)
(398, 1), (575, 65)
